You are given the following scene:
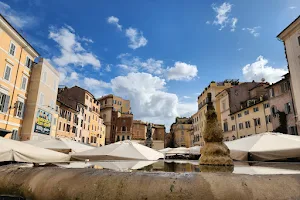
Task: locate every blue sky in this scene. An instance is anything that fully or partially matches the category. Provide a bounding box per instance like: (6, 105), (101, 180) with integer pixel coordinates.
(1, 0), (299, 129)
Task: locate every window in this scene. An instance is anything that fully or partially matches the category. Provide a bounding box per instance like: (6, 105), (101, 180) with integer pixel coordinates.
(42, 71), (47, 83)
(9, 42), (16, 56)
(298, 36), (300, 46)
(253, 107), (259, 112)
(231, 116), (234, 120)
(239, 123), (244, 130)
(3, 65), (12, 81)
(122, 135), (125, 141)
(264, 103), (270, 109)
(244, 110), (249, 115)
(53, 79), (57, 90)
(222, 100), (226, 111)
(122, 126), (126, 131)
(116, 135), (120, 141)
(245, 121), (251, 128)
(0, 93), (10, 113)
(238, 113), (242, 118)
(25, 57), (33, 68)
(59, 122), (61, 130)
(72, 126), (76, 133)
(269, 88), (275, 97)
(232, 125), (236, 131)
(223, 122), (228, 132)
(254, 118), (261, 126)
(15, 101), (24, 118)
(63, 123), (66, 131)
(285, 102), (292, 114)
(265, 115), (271, 124)
(271, 106), (277, 116)
(66, 124), (70, 132)
(127, 136), (130, 140)
(86, 95), (88, 100)
(21, 76), (28, 90)
(39, 93), (44, 105)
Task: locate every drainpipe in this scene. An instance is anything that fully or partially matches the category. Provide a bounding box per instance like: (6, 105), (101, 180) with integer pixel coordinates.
(5, 46), (27, 133)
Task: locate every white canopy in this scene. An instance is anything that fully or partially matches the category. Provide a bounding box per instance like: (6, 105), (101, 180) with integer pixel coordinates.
(72, 140), (164, 161)
(225, 132), (300, 161)
(95, 161), (157, 172)
(165, 147), (189, 155)
(24, 133), (94, 153)
(158, 147), (173, 153)
(0, 137), (70, 163)
(189, 146), (201, 155)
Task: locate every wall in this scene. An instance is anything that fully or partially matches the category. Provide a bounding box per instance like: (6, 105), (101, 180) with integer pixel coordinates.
(132, 121), (147, 140)
(2, 166), (300, 200)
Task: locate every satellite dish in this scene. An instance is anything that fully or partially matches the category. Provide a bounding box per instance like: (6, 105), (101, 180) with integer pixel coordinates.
(261, 78), (265, 82)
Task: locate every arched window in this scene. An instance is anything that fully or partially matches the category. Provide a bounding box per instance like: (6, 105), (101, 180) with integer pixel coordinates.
(122, 135), (125, 141)
(122, 126), (126, 132)
(271, 106), (277, 116)
(116, 135), (120, 142)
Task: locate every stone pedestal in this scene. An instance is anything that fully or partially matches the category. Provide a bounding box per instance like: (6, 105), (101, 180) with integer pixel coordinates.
(145, 138), (153, 148)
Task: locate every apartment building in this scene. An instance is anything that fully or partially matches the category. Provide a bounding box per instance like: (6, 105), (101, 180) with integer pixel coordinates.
(132, 120), (147, 140)
(192, 80), (238, 146)
(171, 117), (193, 148)
(277, 16), (300, 132)
(267, 73), (298, 135)
(115, 113), (133, 141)
(152, 124), (166, 141)
(98, 94), (131, 144)
(0, 15), (39, 139)
(21, 58), (60, 140)
(57, 86), (105, 146)
(215, 82), (273, 141)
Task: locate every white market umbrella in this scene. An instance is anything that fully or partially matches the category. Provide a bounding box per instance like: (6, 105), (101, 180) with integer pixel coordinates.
(158, 147), (173, 153)
(165, 147), (189, 155)
(59, 138), (95, 153)
(72, 140), (164, 161)
(189, 146), (201, 155)
(0, 137), (70, 163)
(95, 160), (157, 172)
(226, 132), (300, 161)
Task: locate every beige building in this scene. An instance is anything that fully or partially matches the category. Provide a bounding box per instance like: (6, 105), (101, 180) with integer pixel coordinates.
(277, 16), (300, 132)
(192, 80), (238, 146)
(57, 86), (105, 146)
(132, 120), (147, 140)
(21, 58), (59, 140)
(216, 82), (273, 141)
(171, 117), (193, 148)
(0, 14), (39, 139)
(98, 94), (131, 144)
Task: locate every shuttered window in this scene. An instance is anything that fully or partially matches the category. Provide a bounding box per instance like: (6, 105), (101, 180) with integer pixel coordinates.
(0, 93), (10, 113)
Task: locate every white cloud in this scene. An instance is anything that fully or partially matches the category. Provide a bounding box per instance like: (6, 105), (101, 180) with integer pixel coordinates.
(117, 54), (164, 75)
(107, 16), (122, 31)
(183, 96), (191, 99)
(289, 6), (297, 9)
(80, 37), (94, 43)
(242, 56), (288, 83)
(0, 1), (36, 29)
(49, 25), (101, 69)
(84, 77), (111, 89)
(242, 26), (260, 37)
(206, 21), (211, 24)
(111, 72), (197, 129)
(237, 48), (243, 51)
(125, 27), (148, 49)
(231, 17), (238, 32)
(211, 2), (236, 31)
(167, 62), (198, 81)
(105, 64), (111, 72)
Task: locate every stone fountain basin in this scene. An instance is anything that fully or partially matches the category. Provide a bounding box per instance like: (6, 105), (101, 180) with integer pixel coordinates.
(1, 162), (300, 200)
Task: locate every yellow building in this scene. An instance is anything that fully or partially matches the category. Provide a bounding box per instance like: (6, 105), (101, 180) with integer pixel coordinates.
(192, 81), (238, 146)
(216, 82), (273, 141)
(0, 15), (39, 139)
(171, 117), (193, 148)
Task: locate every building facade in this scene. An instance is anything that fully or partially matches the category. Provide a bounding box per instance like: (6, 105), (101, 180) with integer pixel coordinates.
(0, 15), (39, 139)
(21, 58), (59, 140)
(192, 81), (238, 146)
(216, 82), (273, 141)
(171, 117), (193, 148)
(267, 73), (298, 135)
(132, 120), (147, 140)
(115, 113), (133, 142)
(98, 94), (131, 144)
(152, 124), (166, 141)
(57, 86), (104, 146)
(277, 16), (300, 132)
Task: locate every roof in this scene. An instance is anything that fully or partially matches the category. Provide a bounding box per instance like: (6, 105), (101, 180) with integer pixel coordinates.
(266, 73), (290, 88)
(277, 15), (300, 39)
(72, 86), (96, 99)
(0, 14), (40, 56)
(248, 82), (269, 91)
